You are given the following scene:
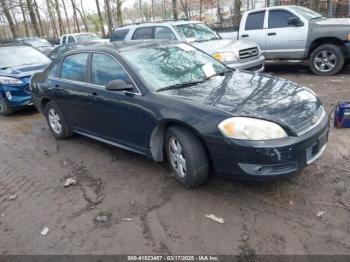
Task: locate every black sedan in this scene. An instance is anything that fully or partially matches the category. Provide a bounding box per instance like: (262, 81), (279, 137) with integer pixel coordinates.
(30, 41), (329, 187)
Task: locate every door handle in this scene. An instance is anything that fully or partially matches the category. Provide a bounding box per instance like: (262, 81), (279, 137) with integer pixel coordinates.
(267, 32), (277, 36)
(241, 34), (249, 37)
(88, 92), (98, 99)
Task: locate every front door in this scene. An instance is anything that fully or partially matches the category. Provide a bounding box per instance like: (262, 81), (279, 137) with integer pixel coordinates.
(239, 11), (267, 50)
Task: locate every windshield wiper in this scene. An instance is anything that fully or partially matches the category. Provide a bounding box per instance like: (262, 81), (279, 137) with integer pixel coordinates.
(156, 80), (206, 92)
(208, 70), (233, 79)
(196, 37), (220, 42)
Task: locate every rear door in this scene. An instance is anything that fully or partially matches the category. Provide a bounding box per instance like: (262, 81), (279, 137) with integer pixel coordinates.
(239, 11), (266, 50)
(265, 9), (308, 59)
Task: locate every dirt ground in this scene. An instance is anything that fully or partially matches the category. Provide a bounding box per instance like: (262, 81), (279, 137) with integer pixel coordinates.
(0, 64), (349, 255)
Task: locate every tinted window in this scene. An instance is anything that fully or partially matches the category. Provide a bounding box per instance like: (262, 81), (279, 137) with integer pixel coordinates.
(155, 27), (176, 40)
(68, 36), (75, 43)
(132, 27), (153, 40)
(48, 63), (58, 77)
(269, 10), (296, 28)
(61, 53), (88, 82)
(91, 53), (130, 86)
(62, 36), (67, 44)
(111, 29), (130, 41)
(245, 12), (265, 30)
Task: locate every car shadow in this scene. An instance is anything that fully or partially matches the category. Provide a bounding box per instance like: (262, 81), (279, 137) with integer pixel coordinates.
(0, 106), (38, 119)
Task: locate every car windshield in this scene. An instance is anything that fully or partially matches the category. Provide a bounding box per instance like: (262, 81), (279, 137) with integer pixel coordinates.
(175, 23), (220, 42)
(289, 6), (324, 20)
(24, 38), (52, 48)
(75, 34), (100, 42)
(0, 46), (51, 69)
(121, 43), (228, 91)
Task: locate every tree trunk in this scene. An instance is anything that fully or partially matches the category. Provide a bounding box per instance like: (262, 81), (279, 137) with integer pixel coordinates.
(61, 0), (71, 33)
(71, 0), (80, 32)
(74, 5), (89, 31)
(46, 0), (59, 38)
(179, 0), (189, 19)
(19, 0), (30, 36)
(104, 0), (114, 35)
(80, 0), (89, 31)
(199, 0), (202, 21)
(139, 0), (143, 21)
(54, 0), (64, 35)
(116, 0), (123, 26)
(95, 0), (105, 36)
(233, 0), (241, 28)
(26, 0), (41, 36)
(34, 0), (45, 36)
(172, 0), (178, 19)
(0, 0), (18, 38)
(162, 0), (166, 18)
(9, 4), (20, 33)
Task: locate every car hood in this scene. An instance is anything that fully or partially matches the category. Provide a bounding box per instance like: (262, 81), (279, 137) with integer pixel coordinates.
(0, 63), (49, 78)
(190, 39), (258, 55)
(315, 18), (350, 26)
(36, 46), (54, 54)
(159, 71), (322, 133)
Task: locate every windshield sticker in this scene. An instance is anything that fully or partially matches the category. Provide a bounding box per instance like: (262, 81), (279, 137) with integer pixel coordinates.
(177, 43), (195, 52)
(202, 63), (216, 78)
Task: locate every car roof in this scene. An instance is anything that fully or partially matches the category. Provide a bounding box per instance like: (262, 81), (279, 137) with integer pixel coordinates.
(113, 20), (201, 31)
(245, 5), (303, 12)
(0, 43), (32, 48)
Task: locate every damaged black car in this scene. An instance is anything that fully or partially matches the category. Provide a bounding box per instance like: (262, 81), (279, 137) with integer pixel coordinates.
(30, 41), (329, 187)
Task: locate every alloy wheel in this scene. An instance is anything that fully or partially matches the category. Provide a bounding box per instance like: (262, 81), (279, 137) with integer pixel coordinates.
(314, 50), (337, 73)
(48, 108), (62, 135)
(168, 137), (187, 178)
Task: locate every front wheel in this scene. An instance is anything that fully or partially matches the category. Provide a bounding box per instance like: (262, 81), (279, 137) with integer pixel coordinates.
(165, 126), (209, 188)
(0, 95), (13, 116)
(310, 44), (344, 76)
(45, 102), (72, 139)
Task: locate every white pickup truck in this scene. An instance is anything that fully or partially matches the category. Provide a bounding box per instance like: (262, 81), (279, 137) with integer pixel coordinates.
(222, 5), (350, 75)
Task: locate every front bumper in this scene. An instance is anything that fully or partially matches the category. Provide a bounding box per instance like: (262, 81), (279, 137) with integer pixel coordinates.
(204, 114), (330, 181)
(225, 55), (265, 72)
(0, 85), (33, 109)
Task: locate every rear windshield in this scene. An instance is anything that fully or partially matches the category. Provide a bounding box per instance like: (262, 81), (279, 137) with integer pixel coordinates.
(111, 29), (130, 41)
(0, 46), (51, 69)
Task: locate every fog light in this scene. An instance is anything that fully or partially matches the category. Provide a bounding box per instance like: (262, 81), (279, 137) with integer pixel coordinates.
(5, 91), (12, 100)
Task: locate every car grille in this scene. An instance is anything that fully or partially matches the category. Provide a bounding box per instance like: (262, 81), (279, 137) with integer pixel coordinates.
(24, 85), (31, 94)
(294, 106), (326, 136)
(239, 47), (259, 60)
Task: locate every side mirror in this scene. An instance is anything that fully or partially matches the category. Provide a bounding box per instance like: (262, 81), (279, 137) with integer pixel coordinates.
(288, 17), (303, 26)
(105, 79), (134, 91)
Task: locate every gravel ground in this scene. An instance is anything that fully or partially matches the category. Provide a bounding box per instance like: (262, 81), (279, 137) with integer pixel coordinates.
(0, 64), (349, 255)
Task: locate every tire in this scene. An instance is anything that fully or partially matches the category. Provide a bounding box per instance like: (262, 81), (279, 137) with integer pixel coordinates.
(310, 44), (344, 76)
(165, 126), (209, 188)
(0, 95), (13, 116)
(44, 102), (72, 139)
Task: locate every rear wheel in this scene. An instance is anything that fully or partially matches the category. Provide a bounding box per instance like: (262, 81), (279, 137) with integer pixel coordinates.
(45, 102), (72, 139)
(0, 95), (13, 116)
(310, 44), (344, 76)
(165, 126), (209, 188)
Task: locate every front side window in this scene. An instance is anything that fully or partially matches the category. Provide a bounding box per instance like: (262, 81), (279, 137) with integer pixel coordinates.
(269, 10), (297, 28)
(91, 53), (130, 86)
(121, 44), (227, 91)
(61, 53), (88, 82)
(68, 36), (75, 43)
(132, 27), (154, 40)
(155, 27), (176, 40)
(175, 23), (220, 41)
(245, 12), (265, 30)
(111, 29), (130, 41)
(48, 62), (59, 77)
(62, 36), (67, 44)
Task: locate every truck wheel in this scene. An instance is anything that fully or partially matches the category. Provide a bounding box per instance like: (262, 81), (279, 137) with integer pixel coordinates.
(165, 126), (209, 188)
(0, 95), (13, 116)
(45, 102), (72, 139)
(310, 44), (344, 76)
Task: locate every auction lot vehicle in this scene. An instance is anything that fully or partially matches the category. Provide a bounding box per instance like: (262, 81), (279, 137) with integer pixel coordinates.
(60, 33), (108, 45)
(111, 21), (265, 72)
(0, 45), (51, 116)
(30, 41), (329, 187)
(235, 6), (350, 75)
(12, 37), (54, 55)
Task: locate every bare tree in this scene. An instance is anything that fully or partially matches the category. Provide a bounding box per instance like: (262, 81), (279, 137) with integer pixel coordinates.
(53, 0), (64, 35)
(18, 0), (30, 36)
(33, 0), (46, 36)
(172, 0), (178, 19)
(0, 0), (18, 38)
(95, 0), (105, 35)
(199, 0), (203, 21)
(9, 3), (20, 33)
(233, 0), (241, 27)
(116, 0), (123, 25)
(26, 0), (41, 36)
(46, 0), (59, 37)
(61, 0), (71, 33)
(139, 0), (143, 21)
(73, 0), (89, 31)
(71, 0), (80, 32)
(104, 0), (114, 35)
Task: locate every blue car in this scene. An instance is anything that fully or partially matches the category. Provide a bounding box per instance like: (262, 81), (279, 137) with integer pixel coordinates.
(0, 44), (51, 115)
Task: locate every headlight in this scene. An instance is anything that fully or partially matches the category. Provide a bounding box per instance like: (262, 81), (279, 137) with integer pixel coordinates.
(218, 117), (288, 140)
(0, 76), (23, 85)
(212, 52), (238, 62)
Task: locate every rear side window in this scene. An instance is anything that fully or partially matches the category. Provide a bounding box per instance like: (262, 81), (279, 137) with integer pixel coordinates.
(91, 53), (130, 86)
(111, 29), (130, 41)
(245, 12), (265, 30)
(61, 53), (88, 82)
(62, 36), (67, 44)
(132, 27), (153, 40)
(155, 27), (176, 40)
(68, 36), (75, 43)
(269, 10), (295, 28)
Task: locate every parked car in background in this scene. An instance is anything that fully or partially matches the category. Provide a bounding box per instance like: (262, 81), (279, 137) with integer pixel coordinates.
(0, 44), (51, 115)
(30, 41), (329, 187)
(111, 20), (265, 72)
(48, 43), (79, 60)
(225, 5), (350, 75)
(60, 33), (108, 45)
(13, 37), (54, 55)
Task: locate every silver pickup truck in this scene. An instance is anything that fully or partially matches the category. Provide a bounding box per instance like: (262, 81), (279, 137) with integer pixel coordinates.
(222, 6), (350, 75)
(111, 21), (265, 72)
